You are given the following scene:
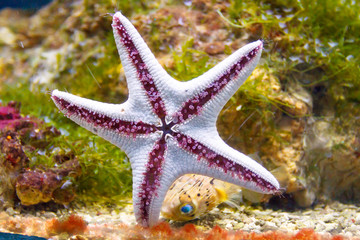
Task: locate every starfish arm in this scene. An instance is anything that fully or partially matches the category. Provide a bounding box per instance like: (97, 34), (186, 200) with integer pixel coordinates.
(51, 90), (158, 152)
(170, 131), (279, 194)
(128, 135), (178, 227)
(172, 41), (262, 124)
(112, 12), (181, 119)
(131, 138), (209, 227)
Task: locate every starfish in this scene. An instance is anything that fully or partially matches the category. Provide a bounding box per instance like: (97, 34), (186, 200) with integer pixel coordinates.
(51, 12), (279, 227)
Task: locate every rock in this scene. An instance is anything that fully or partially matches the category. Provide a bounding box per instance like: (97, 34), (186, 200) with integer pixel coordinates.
(0, 27), (16, 45)
(203, 42), (225, 55)
(293, 189), (316, 208)
(15, 159), (81, 206)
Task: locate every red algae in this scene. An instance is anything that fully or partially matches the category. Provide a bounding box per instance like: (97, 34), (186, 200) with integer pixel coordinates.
(0, 102), (40, 133)
(150, 221), (173, 237)
(292, 228), (320, 240)
(332, 237), (347, 240)
(0, 213), (354, 240)
(135, 222), (349, 240)
(205, 225), (228, 240)
(182, 223), (200, 236)
(0, 102), (22, 130)
(46, 214), (87, 236)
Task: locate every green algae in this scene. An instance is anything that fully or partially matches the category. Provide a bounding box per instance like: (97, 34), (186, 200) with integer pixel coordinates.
(53, 31), (127, 104)
(224, 0), (360, 115)
(166, 38), (214, 81)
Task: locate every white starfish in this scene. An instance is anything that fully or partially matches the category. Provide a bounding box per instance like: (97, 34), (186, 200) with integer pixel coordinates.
(51, 12), (279, 227)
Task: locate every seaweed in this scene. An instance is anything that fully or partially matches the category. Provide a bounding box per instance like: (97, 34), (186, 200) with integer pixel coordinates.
(223, 0), (360, 115)
(165, 38), (214, 81)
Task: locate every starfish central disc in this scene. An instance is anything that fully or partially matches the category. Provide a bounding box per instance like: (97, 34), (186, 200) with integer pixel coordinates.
(51, 12), (280, 227)
(159, 118), (176, 137)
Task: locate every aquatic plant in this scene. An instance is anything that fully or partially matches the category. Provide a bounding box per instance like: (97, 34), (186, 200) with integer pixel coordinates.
(223, 0), (360, 114)
(165, 38), (214, 81)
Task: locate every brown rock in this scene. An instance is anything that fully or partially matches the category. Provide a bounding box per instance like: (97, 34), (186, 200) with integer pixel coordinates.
(204, 42), (225, 55)
(15, 159), (81, 206)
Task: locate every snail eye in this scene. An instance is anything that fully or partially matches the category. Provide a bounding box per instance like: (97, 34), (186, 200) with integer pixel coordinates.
(180, 204), (193, 214)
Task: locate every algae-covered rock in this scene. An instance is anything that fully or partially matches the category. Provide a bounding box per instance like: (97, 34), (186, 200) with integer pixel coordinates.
(0, 101), (81, 207)
(0, 101), (22, 130)
(15, 159), (81, 206)
(303, 114), (360, 203)
(0, 102), (31, 208)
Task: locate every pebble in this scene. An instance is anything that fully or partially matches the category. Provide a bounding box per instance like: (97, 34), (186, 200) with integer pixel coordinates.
(43, 212), (57, 218)
(203, 42), (225, 55)
(5, 207), (15, 216)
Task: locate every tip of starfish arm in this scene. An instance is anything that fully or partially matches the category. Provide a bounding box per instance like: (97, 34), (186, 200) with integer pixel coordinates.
(51, 89), (59, 96)
(113, 11), (123, 17)
(255, 39), (263, 48)
(51, 89), (61, 104)
(51, 89), (68, 99)
(268, 178), (281, 194)
(112, 12), (127, 27)
(51, 90), (71, 105)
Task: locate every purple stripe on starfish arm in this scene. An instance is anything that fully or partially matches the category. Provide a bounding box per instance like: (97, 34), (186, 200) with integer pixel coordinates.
(174, 46), (261, 123)
(173, 132), (277, 192)
(138, 137), (167, 225)
(52, 96), (157, 136)
(112, 16), (167, 119)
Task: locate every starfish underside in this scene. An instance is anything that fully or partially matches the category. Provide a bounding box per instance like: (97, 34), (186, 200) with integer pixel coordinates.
(52, 12), (280, 227)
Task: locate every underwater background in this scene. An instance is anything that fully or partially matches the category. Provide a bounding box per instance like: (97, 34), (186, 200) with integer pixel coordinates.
(0, 0), (359, 239)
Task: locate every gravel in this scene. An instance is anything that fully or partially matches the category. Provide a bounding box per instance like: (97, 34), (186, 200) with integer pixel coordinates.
(0, 201), (359, 239)
(169, 201), (360, 238)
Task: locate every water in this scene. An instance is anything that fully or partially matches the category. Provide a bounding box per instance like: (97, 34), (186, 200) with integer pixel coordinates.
(0, 0), (359, 238)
